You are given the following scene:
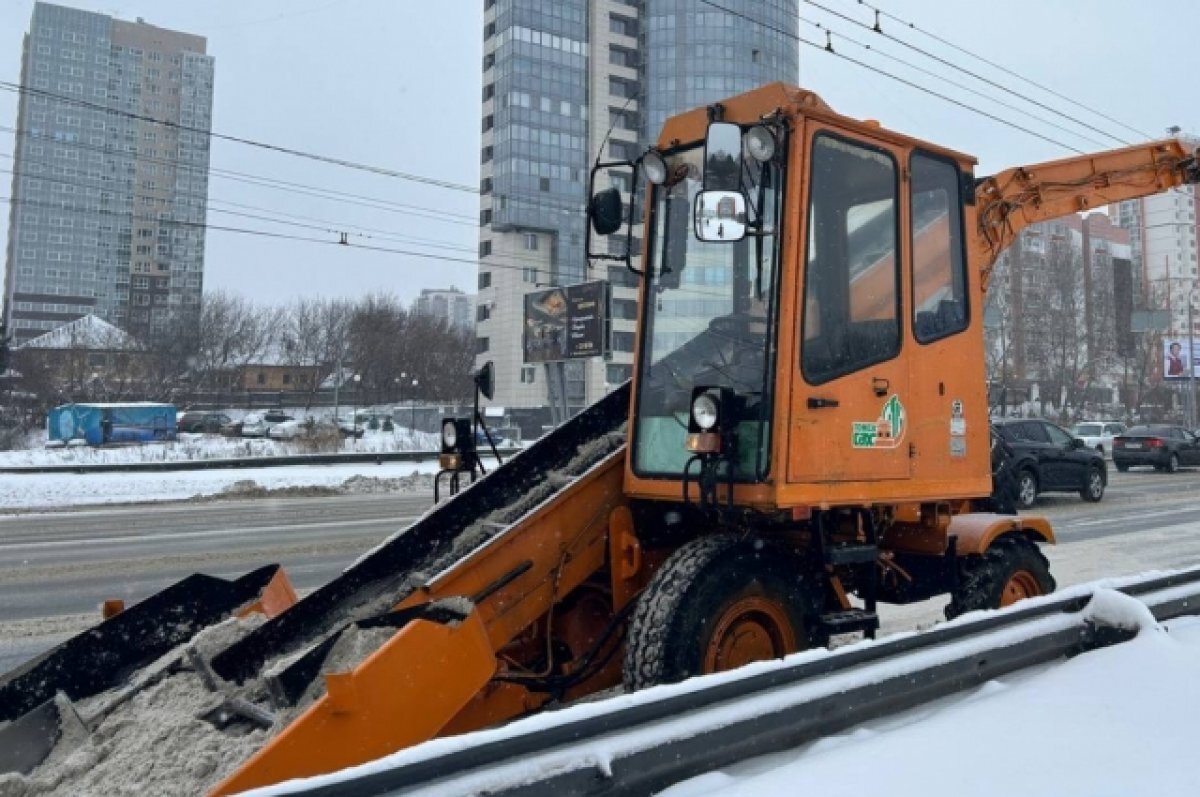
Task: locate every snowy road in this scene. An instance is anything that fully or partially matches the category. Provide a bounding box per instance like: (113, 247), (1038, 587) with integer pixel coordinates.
(3, 468), (1200, 675)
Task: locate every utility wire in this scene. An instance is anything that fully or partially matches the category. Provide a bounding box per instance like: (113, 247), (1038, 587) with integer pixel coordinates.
(796, 16), (1112, 150)
(0, 80), (479, 193)
(847, 0), (1154, 140)
(802, 0), (1130, 145)
(697, 0), (1083, 152)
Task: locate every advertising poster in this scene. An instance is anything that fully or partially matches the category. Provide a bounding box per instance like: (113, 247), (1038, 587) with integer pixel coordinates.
(566, 280), (608, 358)
(1163, 338), (1200, 379)
(523, 288), (568, 363)
(523, 281), (610, 363)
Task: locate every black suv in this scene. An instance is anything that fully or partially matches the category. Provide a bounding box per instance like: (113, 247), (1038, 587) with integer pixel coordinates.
(177, 411), (232, 434)
(992, 418), (1107, 508)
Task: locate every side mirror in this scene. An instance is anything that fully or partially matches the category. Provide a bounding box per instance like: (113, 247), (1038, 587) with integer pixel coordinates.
(475, 360), (495, 401)
(1070, 437), (1086, 450)
(694, 190), (747, 242)
(703, 121), (742, 192)
(588, 187), (623, 236)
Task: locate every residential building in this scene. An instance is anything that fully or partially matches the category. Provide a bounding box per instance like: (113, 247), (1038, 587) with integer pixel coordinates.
(1112, 187), (1200, 338)
(3, 2), (214, 345)
(414, 286), (474, 330)
(475, 0), (798, 422)
(985, 213), (1133, 409)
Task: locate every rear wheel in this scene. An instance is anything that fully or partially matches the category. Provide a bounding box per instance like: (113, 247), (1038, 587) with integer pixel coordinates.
(1115, 463), (1130, 473)
(623, 534), (818, 691)
(945, 536), (1055, 620)
(1080, 467), (1105, 502)
(1015, 469), (1038, 509)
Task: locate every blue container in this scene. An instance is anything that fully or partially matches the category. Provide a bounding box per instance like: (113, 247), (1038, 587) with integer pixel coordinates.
(47, 403), (177, 445)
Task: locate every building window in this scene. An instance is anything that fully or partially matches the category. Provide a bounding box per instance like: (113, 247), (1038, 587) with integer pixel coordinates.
(256, 372), (266, 385)
(520, 366), (536, 384)
(477, 304), (490, 322)
(523, 233), (538, 251)
(479, 271), (492, 290)
(283, 373), (292, 385)
(477, 336), (490, 354)
(479, 240), (492, 258)
(612, 331), (636, 352)
(606, 364), (632, 384)
(522, 267), (539, 283)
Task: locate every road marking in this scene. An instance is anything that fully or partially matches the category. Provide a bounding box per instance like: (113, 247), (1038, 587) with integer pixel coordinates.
(0, 514), (424, 552)
(1057, 504), (1200, 529)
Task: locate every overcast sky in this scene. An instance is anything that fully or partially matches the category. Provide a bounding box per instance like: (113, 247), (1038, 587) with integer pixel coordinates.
(1, 0), (1197, 310)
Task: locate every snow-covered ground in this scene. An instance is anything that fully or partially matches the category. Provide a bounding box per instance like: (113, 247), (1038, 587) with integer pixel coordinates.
(0, 426), (441, 468)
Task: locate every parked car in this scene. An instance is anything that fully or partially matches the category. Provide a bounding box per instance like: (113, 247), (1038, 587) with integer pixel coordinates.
(992, 418), (1107, 508)
(270, 417), (363, 440)
(177, 411), (232, 434)
(241, 411), (293, 438)
(1112, 425), (1200, 473)
(1069, 420), (1126, 457)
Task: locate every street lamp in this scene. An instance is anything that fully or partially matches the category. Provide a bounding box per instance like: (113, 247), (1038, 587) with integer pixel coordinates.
(352, 374), (362, 436)
(410, 378), (419, 431)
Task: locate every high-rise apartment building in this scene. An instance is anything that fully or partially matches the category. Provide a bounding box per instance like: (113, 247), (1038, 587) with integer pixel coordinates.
(3, 2), (213, 345)
(1112, 187), (1200, 337)
(414, 286), (474, 330)
(475, 0), (798, 421)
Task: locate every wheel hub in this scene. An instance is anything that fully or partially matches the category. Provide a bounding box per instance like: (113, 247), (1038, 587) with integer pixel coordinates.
(704, 596), (796, 673)
(1000, 569), (1043, 607)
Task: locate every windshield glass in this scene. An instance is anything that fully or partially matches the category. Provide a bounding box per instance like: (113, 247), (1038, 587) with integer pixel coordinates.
(632, 142), (783, 479)
(1073, 424), (1102, 436)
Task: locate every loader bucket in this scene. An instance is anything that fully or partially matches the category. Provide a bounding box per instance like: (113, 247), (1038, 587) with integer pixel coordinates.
(0, 564), (295, 775)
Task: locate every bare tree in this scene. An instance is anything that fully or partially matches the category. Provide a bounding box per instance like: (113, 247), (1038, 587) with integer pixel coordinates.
(190, 291), (279, 397)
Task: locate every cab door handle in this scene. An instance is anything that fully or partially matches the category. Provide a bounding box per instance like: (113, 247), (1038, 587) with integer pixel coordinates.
(807, 397), (840, 409)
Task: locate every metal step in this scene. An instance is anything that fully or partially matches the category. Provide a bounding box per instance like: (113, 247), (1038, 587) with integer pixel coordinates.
(824, 543), (878, 566)
(818, 609), (880, 636)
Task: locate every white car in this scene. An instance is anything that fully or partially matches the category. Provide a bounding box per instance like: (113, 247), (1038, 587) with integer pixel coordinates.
(241, 411), (293, 438)
(1070, 420), (1127, 457)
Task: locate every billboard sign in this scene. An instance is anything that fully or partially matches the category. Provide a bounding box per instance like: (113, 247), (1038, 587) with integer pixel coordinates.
(523, 281), (609, 363)
(1163, 338), (1200, 379)
(566, 280), (608, 359)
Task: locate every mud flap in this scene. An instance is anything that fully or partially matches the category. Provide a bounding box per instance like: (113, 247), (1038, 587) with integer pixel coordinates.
(210, 608), (497, 796)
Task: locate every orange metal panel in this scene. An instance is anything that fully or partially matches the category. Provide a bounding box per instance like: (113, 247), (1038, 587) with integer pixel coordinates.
(948, 513), (1055, 556)
(209, 611), (497, 796)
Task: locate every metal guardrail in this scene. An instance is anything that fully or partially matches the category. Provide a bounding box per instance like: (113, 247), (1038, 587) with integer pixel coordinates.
(270, 568), (1200, 797)
(0, 449), (521, 475)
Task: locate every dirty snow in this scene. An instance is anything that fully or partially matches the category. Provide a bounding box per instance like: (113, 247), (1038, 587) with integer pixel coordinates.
(0, 427), (441, 468)
(0, 461), (468, 510)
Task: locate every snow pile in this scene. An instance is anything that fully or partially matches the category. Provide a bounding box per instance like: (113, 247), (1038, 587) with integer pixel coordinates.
(1082, 588), (1161, 633)
(0, 427), (441, 468)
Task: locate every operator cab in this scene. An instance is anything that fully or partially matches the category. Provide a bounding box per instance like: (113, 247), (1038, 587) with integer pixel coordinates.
(588, 85), (991, 511)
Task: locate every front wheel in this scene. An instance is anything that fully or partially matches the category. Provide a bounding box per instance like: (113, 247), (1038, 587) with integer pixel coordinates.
(945, 536), (1055, 620)
(623, 535), (818, 692)
(1116, 463), (1130, 473)
(1166, 453), (1180, 474)
(1015, 469), (1038, 509)
(1080, 467), (1105, 502)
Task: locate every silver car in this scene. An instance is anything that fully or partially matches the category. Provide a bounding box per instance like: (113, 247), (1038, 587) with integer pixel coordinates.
(1070, 421), (1126, 458)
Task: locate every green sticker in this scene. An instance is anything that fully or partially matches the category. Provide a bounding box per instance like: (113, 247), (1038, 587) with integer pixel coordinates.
(852, 395), (906, 449)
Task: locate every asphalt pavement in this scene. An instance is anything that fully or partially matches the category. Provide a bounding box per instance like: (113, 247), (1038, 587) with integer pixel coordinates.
(3, 468), (1200, 674)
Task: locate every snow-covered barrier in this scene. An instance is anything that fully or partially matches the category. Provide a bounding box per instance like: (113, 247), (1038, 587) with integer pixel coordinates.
(245, 567), (1200, 797)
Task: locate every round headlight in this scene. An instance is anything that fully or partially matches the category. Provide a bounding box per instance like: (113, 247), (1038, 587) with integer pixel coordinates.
(641, 150), (668, 185)
(745, 126), (776, 162)
(692, 393), (719, 431)
(442, 420), (458, 449)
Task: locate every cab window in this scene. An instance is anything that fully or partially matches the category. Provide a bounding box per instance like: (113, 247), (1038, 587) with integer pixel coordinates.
(910, 152), (969, 343)
(802, 133), (900, 384)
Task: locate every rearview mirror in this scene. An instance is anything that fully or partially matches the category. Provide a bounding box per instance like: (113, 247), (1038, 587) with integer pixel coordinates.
(475, 361), (494, 401)
(694, 190), (747, 242)
(588, 187), (623, 236)
(704, 121), (742, 192)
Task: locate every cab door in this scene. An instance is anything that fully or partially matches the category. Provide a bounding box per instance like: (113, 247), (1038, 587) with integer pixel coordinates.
(788, 127), (911, 483)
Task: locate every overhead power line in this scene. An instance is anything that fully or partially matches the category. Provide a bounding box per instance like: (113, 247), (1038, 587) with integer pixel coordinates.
(801, 0), (1130, 146)
(697, 0), (1084, 153)
(846, 0), (1154, 140)
(795, 16), (1111, 150)
(0, 80), (480, 193)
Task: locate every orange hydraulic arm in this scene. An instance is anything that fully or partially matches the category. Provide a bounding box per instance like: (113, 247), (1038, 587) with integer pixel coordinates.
(972, 138), (1200, 292)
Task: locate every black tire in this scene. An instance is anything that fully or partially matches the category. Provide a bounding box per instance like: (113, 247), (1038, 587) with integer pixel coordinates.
(1080, 467), (1105, 502)
(1095, 445), (1104, 457)
(1166, 453), (1180, 474)
(1015, 468), (1038, 509)
(623, 534), (818, 692)
(945, 536), (1055, 620)
(1116, 463), (1130, 473)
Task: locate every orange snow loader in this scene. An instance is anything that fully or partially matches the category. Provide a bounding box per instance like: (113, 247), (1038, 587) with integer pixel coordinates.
(3, 83), (1197, 794)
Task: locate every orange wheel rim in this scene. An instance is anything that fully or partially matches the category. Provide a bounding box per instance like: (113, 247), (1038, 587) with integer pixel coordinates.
(1000, 570), (1043, 607)
(703, 596), (796, 674)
